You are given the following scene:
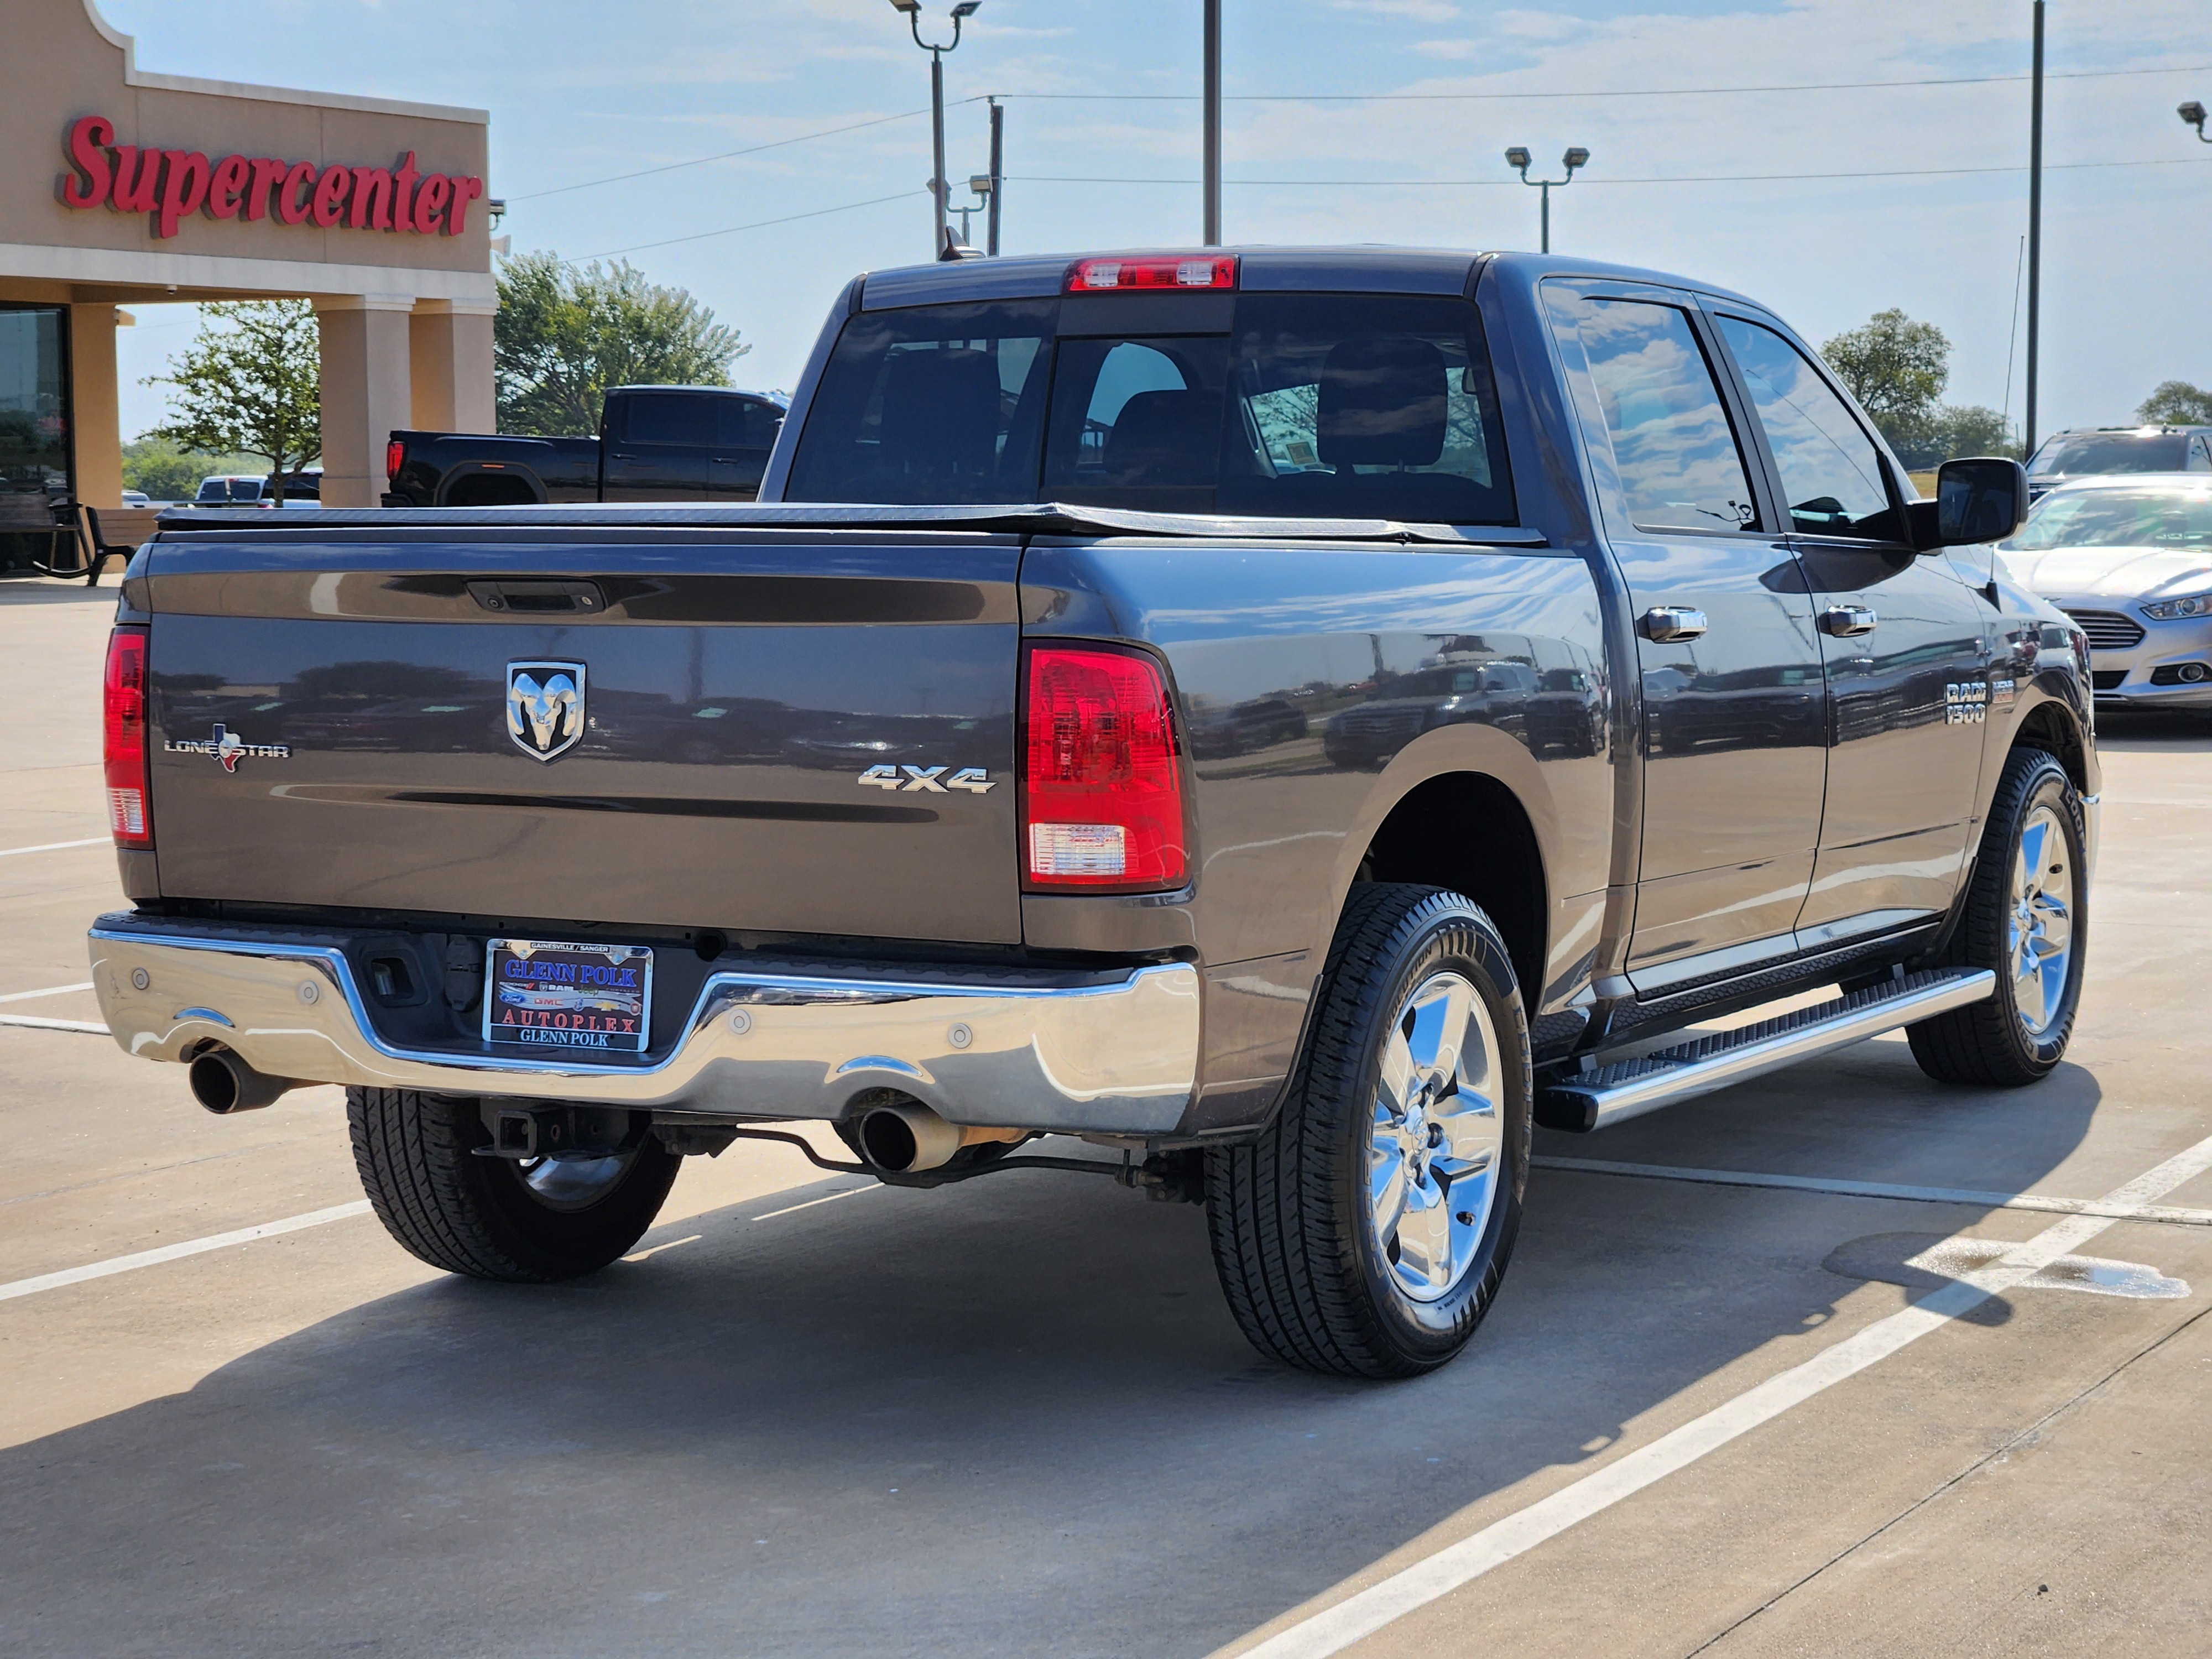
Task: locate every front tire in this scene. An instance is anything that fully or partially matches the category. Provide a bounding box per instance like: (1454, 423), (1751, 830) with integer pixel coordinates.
(1206, 885), (1532, 1379)
(346, 1088), (679, 1281)
(1907, 747), (2088, 1087)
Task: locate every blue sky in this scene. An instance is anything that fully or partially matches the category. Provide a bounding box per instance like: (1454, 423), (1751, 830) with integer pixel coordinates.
(105, 0), (2212, 446)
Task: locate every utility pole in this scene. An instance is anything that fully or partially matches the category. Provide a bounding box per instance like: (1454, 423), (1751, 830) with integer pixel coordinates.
(2025, 0), (2044, 457)
(1202, 0), (1222, 246)
(987, 97), (1004, 255)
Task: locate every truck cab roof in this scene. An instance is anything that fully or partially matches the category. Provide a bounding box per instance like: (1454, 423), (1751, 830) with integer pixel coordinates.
(854, 246), (1767, 313)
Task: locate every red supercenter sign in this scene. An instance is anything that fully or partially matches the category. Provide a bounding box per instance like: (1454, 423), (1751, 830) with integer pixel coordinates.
(58, 115), (486, 241)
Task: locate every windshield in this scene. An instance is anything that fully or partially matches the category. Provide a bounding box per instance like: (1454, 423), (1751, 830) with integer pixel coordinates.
(2028, 432), (2188, 477)
(2001, 485), (2212, 552)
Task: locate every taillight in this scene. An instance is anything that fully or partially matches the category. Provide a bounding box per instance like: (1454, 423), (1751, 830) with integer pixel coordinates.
(1022, 645), (1187, 890)
(103, 625), (152, 851)
(385, 437), (405, 482)
(1065, 254), (1237, 293)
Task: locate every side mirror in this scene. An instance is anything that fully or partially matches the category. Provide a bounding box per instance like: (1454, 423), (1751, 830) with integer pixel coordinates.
(1913, 456), (2028, 549)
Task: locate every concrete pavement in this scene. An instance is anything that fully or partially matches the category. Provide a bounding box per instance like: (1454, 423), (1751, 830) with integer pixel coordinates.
(2, 572), (2208, 1657)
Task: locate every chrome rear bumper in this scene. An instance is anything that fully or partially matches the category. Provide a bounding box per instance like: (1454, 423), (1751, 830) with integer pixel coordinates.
(87, 920), (1201, 1134)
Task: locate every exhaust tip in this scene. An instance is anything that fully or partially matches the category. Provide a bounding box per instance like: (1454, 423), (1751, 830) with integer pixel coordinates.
(854, 1099), (1029, 1173)
(187, 1048), (292, 1114)
(858, 1103), (941, 1172)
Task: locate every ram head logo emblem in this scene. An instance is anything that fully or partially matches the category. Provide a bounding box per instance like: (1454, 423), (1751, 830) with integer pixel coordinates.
(507, 661), (586, 761)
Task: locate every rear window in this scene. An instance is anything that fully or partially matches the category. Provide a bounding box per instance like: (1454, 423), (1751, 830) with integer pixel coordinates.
(785, 292), (1515, 523)
(2030, 432), (2190, 477)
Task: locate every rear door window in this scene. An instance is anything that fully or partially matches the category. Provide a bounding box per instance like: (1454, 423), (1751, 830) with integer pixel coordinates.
(1569, 297), (1760, 535)
(783, 300), (1053, 504)
(622, 394), (717, 447)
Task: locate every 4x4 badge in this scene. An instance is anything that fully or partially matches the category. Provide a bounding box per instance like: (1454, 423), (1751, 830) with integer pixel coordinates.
(859, 764), (994, 794)
(508, 661), (587, 761)
(164, 723), (290, 773)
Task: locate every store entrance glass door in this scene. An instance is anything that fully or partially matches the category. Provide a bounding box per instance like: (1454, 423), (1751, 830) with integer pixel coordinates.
(1, 306), (71, 572)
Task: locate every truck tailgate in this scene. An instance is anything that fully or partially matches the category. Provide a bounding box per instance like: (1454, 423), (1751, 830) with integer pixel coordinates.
(139, 525), (1022, 944)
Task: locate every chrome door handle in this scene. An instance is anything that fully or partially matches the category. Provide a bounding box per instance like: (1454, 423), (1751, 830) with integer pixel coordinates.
(1640, 606), (1708, 643)
(1819, 604), (1878, 637)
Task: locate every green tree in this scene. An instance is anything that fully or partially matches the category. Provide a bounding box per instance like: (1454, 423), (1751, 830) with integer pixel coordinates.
(1820, 307), (1950, 455)
(1821, 309), (2024, 466)
(494, 251), (748, 435)
(142, 300), (321, 490)
(2137, 379), (2212, 425)
(1924, 404), (2021, 463)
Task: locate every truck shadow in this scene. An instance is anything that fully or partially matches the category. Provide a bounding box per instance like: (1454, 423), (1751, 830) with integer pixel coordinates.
(0, 1043), (2100, 1659)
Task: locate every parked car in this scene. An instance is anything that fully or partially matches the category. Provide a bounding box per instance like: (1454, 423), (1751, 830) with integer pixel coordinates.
(92, 247), (2090, 1381)
(120, 489), (150, 508)
(191, 472), (321, 508)
(383, 386), (788, 507)
(2025, 425), (2212, 500)
(192, 474), (270, 506)
(1999, 471), (2212, 713)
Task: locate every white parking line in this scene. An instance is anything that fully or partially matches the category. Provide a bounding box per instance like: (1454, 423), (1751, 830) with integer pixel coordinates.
(0, 1169), (885, 1305)
(0, 1013), (108, 1034)
(752, 1184), (881, 1221)
(0, 837), (107, 858)
(1236, 1130), (2212, 1659)
(1534, 1155), (2212, 1229)
(0, 982), (95, 1004)
(0, 1201), (373, 1305)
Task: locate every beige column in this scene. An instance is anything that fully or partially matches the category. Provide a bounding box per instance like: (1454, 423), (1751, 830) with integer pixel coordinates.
(314, 295), (414, 509)
(409, 298), (499, 435)
(67, 303), (123, 510)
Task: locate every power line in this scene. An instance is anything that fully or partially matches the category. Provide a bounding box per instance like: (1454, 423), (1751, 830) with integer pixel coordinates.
(503, 62), (2208, 206)
(574, 190), (925, 259)
(1010, 156), (2210, 188)
(988, 62), (2211, 102)
(510, 103), (984, 202)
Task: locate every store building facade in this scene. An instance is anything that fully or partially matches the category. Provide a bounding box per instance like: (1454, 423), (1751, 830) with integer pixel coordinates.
(1, 0), (494, 544)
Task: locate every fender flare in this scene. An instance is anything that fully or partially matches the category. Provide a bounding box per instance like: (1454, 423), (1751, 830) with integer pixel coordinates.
(1307, 722), (1561, 974)
(436, 463), (550, 506)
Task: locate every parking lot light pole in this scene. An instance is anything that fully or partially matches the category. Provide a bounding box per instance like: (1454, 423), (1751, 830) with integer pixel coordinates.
(2025, 0), (2044, 458)
(1505, 145), (1589, 253)
(1203, 0), (1222, 245)
(888, 0), (980, 260)
(2182, 100), (2210, 142)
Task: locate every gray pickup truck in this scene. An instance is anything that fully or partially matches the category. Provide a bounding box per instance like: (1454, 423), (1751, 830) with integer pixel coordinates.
(89, 248), (2096, 1379)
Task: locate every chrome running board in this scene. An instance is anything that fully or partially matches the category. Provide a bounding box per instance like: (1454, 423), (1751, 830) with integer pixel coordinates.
(1539, 968), (1997, 1133)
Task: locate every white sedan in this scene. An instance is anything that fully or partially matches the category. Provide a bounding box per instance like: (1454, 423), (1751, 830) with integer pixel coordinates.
(1999, 472), (2212, 714)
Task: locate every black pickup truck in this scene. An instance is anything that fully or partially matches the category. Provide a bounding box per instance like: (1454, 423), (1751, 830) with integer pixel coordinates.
(91, 248), (2096, 1380)
(382, 384), (787, 507)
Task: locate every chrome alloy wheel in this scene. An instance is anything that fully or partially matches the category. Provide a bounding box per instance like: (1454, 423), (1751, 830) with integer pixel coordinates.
(516, 1146), (640, 1212)
(2009, 802), (2075, 1037)
(1366, 971), (1505, 1303)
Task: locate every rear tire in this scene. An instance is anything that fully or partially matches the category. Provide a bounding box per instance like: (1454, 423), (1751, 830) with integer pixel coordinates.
(1907, 747), (2087, 1087)
(1206, 885), (1532, 1379)
(346, 1088), (679, 1281)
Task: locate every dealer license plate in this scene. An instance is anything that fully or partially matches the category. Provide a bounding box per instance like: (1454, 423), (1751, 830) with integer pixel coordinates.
(483, 938), (654, 1058)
